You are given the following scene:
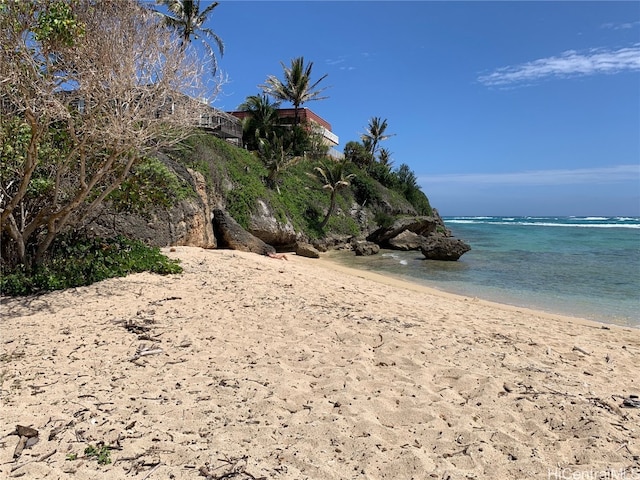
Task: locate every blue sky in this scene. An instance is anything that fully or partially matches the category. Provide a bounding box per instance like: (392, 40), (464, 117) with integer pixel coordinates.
(201, 1), (639, 216)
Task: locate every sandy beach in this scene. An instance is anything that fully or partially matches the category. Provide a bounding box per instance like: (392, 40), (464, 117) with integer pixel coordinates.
(1, 246), (639, 479)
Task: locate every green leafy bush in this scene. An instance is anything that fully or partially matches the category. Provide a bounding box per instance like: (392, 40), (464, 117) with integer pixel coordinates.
(374, 211), (395, 229)
(107, 157), (194, 214)
(0, 234), (181, 296)
(350, 174), (381, 206)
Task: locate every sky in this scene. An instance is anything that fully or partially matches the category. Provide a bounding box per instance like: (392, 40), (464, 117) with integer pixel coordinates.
(199, 1), (639, 217)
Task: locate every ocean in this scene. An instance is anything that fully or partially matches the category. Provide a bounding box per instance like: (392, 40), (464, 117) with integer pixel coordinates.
(326, 216), (640, 327)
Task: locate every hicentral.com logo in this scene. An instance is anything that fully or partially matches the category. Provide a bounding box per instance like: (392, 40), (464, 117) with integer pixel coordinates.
(548, 467), (640, 480)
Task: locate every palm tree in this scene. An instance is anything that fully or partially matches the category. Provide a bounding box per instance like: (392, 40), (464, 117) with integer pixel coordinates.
(237, 94), (281, 150)
(261, 56), (328, 127)
(311, 159), (355, 229)
(361, 116), (395, 159)
(258, 132), (298, 194)
(378, 147), (393, 168)
(154, 0), (224, 74)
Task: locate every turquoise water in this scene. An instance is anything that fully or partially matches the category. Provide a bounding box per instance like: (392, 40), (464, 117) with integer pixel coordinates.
(328, 216), (640, 327)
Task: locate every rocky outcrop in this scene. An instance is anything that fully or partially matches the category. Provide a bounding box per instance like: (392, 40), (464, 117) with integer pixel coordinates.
(295, 242), (320, 259)
(387, 230), (425, 251)
(363, 214), (469, 261)
(352, 240), (380, 256)
(85, 163), (216, 249)
(312, 235), (354, 253)
(82, 138), (471, 262)
(367, 216), (440, 247)
(213, 209), (275, 255)
(248, 200), (298, 247)
(420, 236), (471, 261)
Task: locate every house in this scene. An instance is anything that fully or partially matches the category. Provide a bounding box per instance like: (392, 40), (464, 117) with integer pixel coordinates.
(197, 107), (243, 146)
(64, 91), (244, 147)
(229, 107), (340, 148)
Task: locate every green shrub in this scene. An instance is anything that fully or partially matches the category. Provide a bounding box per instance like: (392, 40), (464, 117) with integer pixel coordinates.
(0, 234), (181, 296)
(374, 211), (395, 229)
(350, 175), (381, 206)
(107, 157), (193, 214)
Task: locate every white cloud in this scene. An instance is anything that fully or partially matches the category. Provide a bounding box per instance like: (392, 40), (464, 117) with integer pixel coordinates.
(419, 165), (640, 187)
(325, 57), (346, 66)
(601, 21), (640, 30)
(478, 44), (640, 86)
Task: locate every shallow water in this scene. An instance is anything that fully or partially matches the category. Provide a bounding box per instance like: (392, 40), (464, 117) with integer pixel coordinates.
(328, 216), (640, 327)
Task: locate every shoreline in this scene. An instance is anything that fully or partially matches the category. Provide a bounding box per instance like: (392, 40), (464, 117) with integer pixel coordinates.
(310, 251), (637, 332)
(1, 246), (639, 479)
(320, 248), (640, 329)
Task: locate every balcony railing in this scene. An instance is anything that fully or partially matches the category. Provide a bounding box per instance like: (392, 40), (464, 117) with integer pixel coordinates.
(197, 109), (243, 143)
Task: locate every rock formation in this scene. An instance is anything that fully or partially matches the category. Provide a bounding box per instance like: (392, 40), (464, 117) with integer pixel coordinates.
(212, 209), (275, 255)
(86, 163), (216, 249)
(352, 240), (380, 256)
(387, 230), (425, 251)
(420, 236), (471, 261)
(82, 142), (469, 261)
(248, 200), (298, 247)
(295, 242), (321, 259)
(365, 213), (470, 261)
(367, 216), (440, 246)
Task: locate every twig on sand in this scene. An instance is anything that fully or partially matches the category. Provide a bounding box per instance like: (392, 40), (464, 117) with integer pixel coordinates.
(372, 334), (384, 350)
(572, 345), (591, 356)
(198, 455), (267, 480)
(10, 449), (56, 473)
(141, 462), (163, 480)
(129, 348), (164, 362)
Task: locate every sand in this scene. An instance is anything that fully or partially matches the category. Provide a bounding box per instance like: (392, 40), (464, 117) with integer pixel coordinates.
(1, 246), (639, 480)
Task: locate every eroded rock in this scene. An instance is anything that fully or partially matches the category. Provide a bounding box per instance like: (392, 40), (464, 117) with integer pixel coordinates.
(295, 242), (320, 259)
(353, 241), (380, 256)
(213, 209), (275, 255)
(420, 236), (471, 261)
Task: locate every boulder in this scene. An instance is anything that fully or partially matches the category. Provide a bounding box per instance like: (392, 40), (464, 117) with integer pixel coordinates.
(353, 240), (380, 256)
(420, 236), (471, 261)
(295, 242), (320, 259)
(387, 230), (425, 251)
(248, 200), (298, 247)
(212, 209), (275, 255)
(367, 216), (439, 247)
(312, 234), (354, 252)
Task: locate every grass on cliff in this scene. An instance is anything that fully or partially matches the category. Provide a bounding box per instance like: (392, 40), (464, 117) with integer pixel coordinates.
(0, 235), (181, 296)
(172, 134), (360, 239)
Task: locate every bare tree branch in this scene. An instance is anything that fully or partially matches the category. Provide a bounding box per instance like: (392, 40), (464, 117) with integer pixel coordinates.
(1, 0), (216, 266)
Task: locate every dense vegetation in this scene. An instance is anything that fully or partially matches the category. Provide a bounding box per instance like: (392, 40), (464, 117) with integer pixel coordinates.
(172, 133), (431, 239)
(0, 234), (181, 296)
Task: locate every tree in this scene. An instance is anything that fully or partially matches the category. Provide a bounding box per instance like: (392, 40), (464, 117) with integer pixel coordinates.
(154, 0), (224, 75)
(378, 147), (393, 168)
(261, 57), (328, 127)
(257, 133), (297, 194)
(1, 0), (212, 268)
(395, 163), (418, 192)
(237, 94), (282, 151)
(311, 159), (355, 229)
(343, 141), (373, 169)
(361, 117), (395, 170)
(394, 163), (432, 215)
